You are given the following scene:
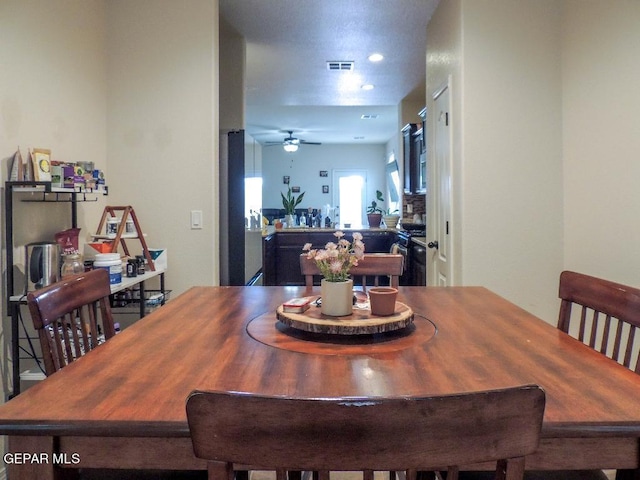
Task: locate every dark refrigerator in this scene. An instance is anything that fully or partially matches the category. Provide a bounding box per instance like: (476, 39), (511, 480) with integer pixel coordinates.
(219, 129), (245, 285)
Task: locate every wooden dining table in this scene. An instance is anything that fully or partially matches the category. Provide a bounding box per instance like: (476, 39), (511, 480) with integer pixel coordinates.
(2, 285), (640, 480)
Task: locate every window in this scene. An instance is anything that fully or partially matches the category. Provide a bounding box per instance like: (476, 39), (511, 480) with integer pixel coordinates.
(244, 177), (262, 228)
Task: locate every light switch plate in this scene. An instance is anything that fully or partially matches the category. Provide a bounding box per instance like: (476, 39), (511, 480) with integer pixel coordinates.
(191, 210), (203, 229)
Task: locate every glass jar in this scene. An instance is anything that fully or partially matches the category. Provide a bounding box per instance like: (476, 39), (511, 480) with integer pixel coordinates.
(61, 253), (84, 278)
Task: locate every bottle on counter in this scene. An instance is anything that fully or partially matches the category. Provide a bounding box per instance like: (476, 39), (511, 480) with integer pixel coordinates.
(61, 253), (84, 278)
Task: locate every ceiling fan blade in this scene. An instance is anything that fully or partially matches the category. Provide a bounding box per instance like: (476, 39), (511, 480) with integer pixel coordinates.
(300, 141), (322, 145)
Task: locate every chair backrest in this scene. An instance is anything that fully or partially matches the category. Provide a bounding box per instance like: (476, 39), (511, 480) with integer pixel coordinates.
(187, 385), (545, 480)
(27, 268), (116, 376)
(558, 270), (640, 373)
(300, 253), (404, 290)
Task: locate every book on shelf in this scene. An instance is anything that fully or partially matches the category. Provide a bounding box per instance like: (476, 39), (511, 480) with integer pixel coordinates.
(32, 148), (52, 182)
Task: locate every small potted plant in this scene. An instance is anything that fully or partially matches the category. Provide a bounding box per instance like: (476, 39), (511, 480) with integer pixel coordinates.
(382, 206), (400, 229)
(281, 188), (305, 227)
(303, 231), (365, 316)
(366, 190), (384, 228)
(367, 190), (399, 228)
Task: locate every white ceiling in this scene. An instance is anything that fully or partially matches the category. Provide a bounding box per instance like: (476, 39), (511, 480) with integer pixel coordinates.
(219, 0), (439, 146)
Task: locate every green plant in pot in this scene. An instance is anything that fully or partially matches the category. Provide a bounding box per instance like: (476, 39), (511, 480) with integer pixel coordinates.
(281, 188), (305, 227)
(367, 190), (398, 228)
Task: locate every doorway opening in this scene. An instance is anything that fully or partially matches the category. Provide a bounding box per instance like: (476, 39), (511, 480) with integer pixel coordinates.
(333, 170), (367, 228)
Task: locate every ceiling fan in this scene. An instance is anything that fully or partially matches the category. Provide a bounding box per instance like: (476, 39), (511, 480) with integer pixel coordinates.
(265, 130), (322, 152)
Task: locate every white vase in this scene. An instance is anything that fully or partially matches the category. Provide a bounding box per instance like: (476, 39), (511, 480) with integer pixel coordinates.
(321, 279), (354, 316)
(383, 215), (400, 229)
(285, 214), (296, 228)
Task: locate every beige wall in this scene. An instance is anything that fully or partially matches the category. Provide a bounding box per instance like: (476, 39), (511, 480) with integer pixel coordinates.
(106, 0), (219, 294)
(461, 0), (564, 321)
(427, 0), (640, 323)
(562, 0), (640, 285)
(0, 0), (109, 404)
(0, 0), (109, 253)
(0, 0), (219, 407)
(426, 0), (565, 322)
(262, 143), (387, 218)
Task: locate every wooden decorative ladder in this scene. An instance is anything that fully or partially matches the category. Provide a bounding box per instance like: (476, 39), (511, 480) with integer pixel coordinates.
(92, 206), (155, 271)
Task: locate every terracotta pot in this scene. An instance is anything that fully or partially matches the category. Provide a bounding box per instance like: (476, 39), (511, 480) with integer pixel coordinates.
(368, 287), (398, 316)
(367, 213), (382, 228)
(321, 279), (354, 316)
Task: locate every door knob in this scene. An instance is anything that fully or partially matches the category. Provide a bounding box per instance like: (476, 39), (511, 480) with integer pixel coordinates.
(427, 241), (439, 250)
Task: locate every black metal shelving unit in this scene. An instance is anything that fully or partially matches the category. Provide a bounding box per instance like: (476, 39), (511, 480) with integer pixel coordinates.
(4, 181), (106, 397)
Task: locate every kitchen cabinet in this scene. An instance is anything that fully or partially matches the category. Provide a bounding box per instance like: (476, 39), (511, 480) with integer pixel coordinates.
(402, 110), (428, 195)
(402, 123), (418, 194)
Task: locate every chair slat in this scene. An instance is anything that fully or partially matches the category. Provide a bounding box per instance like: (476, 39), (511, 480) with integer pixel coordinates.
(599, 313), (612, 354)
(625, 327), (636, 371)
(578, 306), (587, 342)
(558, 270), (640, 372)
(301, 253), (404, 290)
(27, 269), (116, 376)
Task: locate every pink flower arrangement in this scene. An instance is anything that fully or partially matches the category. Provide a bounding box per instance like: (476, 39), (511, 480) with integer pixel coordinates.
(302, 231), (365, 282)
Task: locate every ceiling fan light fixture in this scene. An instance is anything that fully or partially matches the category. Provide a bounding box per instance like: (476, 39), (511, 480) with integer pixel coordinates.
(284, 143), (298, 152)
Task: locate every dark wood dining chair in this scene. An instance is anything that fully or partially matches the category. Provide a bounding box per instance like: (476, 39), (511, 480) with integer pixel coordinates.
(186, 384), (545, 480)
(555, 270), (640, 480)
(558, 270), (640, 373)
(460, 272), (633, 480)
(27, 268), (117, 376)
(300, 253), (404, 290)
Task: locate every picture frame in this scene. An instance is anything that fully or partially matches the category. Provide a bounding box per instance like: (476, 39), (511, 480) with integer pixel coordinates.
(322, 185), (329, 194)
(291, 186), (301, 193)
(319, 170), (328, 177)
(32, 148), (52, 182)
(283, 176), (290, 184)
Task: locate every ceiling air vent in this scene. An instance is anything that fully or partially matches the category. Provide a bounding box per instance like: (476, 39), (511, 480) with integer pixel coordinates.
(327, 61), (354, 71)
(360, 114), (379, 120)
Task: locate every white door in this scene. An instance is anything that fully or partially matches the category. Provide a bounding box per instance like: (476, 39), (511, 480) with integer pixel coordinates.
(332, 170), (367, 228)
(430, 81), (452, 286)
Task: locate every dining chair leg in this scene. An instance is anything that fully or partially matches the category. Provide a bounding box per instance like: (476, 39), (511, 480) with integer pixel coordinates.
(209, 462), (234, 480)
(616, 470), (640, 480)
(236, 470), (249, 480)
(502, 458), (525, 480)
